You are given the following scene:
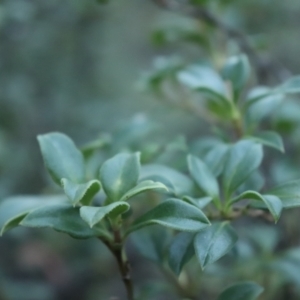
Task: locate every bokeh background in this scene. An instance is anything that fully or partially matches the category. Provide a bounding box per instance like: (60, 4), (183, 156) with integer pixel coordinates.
(1, 0), (300, 299)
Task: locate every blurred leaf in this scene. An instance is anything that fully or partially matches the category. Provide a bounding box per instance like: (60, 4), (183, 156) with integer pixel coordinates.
(81, 134), (111, 158)
(276, 75), (300, 94)
(246, 131), (284, 152)
(127, 198), (210, 234)
(21, 203), (106, 239)
(217, 282), (264, 300)
(182, 196), (213, 209)
(99, 153), (140, 202)
(223, 140), (263, 198)
(194, 222), (238, 269)
(120, 180), (168, 201)
(80, 202), (130, 228)
(221, 54), (251, 100)
(187, 154), (219, 200)
(168, 232), (195, 275)
(38, 132), (85, 184)
(232, 191), (282, 222)
(61, 178), (101, 206)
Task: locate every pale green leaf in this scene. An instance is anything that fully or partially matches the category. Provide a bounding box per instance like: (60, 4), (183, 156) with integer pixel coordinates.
(246, 131), (284, 152)
(182, 196), (213, 209)
(276, 75), (300, 94)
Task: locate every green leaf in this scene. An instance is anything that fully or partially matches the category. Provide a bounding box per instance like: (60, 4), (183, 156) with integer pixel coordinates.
(245, 86), (274, 108)
(194, 222), (238, 270)
(119, 180), (168, 201)
(217, 282), (264, 300)
(268, 179), (300, 208)
(187, 155), (219, 199)
(168, 232), (195, 275)
(0, 195), (66, 235)
(127, 198), (210, 234)
(246, 131), (284, 152)
(221, 54), (251, 99)
(182, 196), (213, 209)
(99, 153), (140, 202)
(231, 191), (282, 222)
(223, 140), (263, 198)
(20, 203), (105, 239)
(37, 132), (85, 184)
(80, 202), (130, 228)
(61, 178), (101, 206)
(276, 75), (300, 94)
(140, 164), (196, 196)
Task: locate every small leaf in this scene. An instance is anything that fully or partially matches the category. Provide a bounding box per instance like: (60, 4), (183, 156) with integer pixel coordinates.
(20, 203), (105, 239)
(268, 179), (300, 208)
(99, 153), (140, 202)
(127, 198), (210, 234)
(187, 155), (219, 199)
(0, 195), (66, 235)
(246, 131), (284, 152)
(168, 232), (195, 275)
(221, 54), (251, 99)
(80, 202), (130, 228)
(194, 222), (238, 269)
(276, 75), (300, 94)
(217, 282), (264, 300)
(223, 140), (263, 198)
(231, 191), (282, 222)
(182, 196), (213, 209)
(61, 178), (101, 206)
(120, 180), (168, 201)
(37, 132), (85, 184)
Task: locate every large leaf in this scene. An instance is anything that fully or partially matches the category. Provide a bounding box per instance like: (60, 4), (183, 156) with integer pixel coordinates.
(0, 195), (66, 235)
(140, 164), (196, 196)
(168, 232), (195, 275)
(99, 153), (140, 202)
(120, 180), (168, 201)
(127, 198), (210, 234)
(231, 191), (282, 222)
(37, 132), (85, 184)
(187, 155), (219, 200)
(194, 222), (238, 270)
(20, 203), (106, 239)
(61, 178), (101, 206)
(80, 202), (130, 228)
(246, 131), (284, 152)
(221, 54), (251, 99)
(268, 179), (300, 208)
(223, 140), (263, 198)
(217, 282), (264, 300)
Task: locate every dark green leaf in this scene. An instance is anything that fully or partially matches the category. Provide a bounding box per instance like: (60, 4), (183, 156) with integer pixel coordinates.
(37, 132), (85, 184)
(217, 282), (264, 300)
(223, 140), (263, 198)
(168, 232), (195, 275)
(127, 198), (210, 234)
(187, 155), (219, 199)
(246, 131), (284, 152)
(231, 191), (282, 222)
(80, 202), (130, 228)
(99, 153), (140, 202)
(20, 203), (106, 239)
(194, 222), (238, 269)
(61, 178), (101, 206)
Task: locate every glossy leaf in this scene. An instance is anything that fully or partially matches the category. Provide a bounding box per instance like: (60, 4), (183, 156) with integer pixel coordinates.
(127, 198), (210, 234)
(268, 179), (300, 208)
(0, 195), (66, 235)
(231, 191), (282, 222)
(120, 180), (168, 201)
(223, 140), (263, 198)
(80, 202), (130, 228)
(99, 153), (140, 202)
(217, 282), (264, 300)
(194, 222), (238, 269)
(246, 131), (284, 152)
(38, 132), (85, 184)
(140, 164), (196, 196)
(187, 155), (219, 199)
(221, 54), (251, 98)
(168, 232), (195, 275)
(61, 178), (101, 206)
(20, 203), (105, 239)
